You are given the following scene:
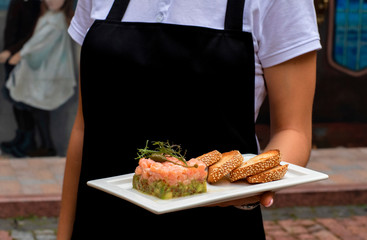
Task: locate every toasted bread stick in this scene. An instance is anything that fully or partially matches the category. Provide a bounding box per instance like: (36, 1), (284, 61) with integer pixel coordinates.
(208, 150), (243, 183)
(196, 150), (222, 167)
(246, 164), (288, 183)
(229, 149), (281, 182)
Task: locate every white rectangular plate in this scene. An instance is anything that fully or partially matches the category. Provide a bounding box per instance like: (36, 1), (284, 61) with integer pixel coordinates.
(87, 156), (328, 215)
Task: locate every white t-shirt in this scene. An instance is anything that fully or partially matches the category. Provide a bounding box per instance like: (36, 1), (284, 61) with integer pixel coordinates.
(68, 0), (322, 120)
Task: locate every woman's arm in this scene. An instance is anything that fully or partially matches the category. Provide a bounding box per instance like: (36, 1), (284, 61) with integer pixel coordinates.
(258, 50), (317, 207)
(263, 51), (317, 167)
(57, 77), (84, 240)
(214, 51), (317, 207)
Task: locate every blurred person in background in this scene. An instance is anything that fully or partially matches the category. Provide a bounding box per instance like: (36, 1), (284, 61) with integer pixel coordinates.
(0, 0), (41, 157)
(2, 0), (76, 157)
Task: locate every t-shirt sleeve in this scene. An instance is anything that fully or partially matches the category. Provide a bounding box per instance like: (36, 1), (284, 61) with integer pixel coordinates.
(68, 0), (94, 45)
(257, 0), (322, 68)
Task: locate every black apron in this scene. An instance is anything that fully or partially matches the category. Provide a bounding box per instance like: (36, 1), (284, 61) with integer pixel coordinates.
(72, 0), (265, 238)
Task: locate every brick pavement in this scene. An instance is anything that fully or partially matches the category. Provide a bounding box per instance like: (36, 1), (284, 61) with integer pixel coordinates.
(0, 156), (63, 217)
(0, 156), (64, 196)
(0, 205), (366, 240)
(262, 205), (367, 240)
(264, 216), (367, 240)
(0, 216), (58, 240)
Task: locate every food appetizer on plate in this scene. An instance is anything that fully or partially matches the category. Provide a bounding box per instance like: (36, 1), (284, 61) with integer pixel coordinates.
(133, 141), (207, 199)
(132, 141), (288, 200)
(201, 148), (288, 184)
(229, 149), (288, 183)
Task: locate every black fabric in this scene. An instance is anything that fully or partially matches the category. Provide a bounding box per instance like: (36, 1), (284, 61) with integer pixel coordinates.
(106, 0), (130, 21)
(225, 0), (246, 30)
(13, 107), (34, 131)
(72, 0), (265, 238)
(3, 0), (41, 54)
(31, 109), (54, 149)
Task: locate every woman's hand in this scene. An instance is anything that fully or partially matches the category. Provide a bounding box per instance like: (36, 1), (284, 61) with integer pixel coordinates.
(0, 50), (11, 63)
(209, 191), (274, 208)
(8, 51), (21, 65)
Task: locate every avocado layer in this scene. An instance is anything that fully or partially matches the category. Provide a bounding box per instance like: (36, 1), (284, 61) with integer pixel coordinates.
(132, 174), (207, 199)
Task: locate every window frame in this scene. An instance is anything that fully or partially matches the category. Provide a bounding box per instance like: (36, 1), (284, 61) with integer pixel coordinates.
(327, 0), (367, 76)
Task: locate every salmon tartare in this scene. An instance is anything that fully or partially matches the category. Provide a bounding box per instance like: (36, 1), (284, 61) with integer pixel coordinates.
(133, 157), (207, 199)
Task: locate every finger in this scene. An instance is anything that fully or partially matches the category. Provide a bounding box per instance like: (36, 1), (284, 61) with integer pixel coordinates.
(260, 191), (274, 208)
(207, 195), (261, 207)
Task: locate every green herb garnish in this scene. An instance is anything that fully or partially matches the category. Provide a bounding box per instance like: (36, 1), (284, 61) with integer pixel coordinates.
(136, 141), (197, 168)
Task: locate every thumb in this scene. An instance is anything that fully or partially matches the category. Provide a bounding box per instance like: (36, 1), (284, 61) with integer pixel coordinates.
(260, 191), (274, 208)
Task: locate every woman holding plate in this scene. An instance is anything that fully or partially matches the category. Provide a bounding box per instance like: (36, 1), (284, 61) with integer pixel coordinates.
(58, 0), (321, 239)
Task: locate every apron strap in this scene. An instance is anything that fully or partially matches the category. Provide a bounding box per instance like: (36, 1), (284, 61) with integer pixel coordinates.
(224, 0), (246, 31)
(106, 0), (130, 21)
(106, 0), (245, 31)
